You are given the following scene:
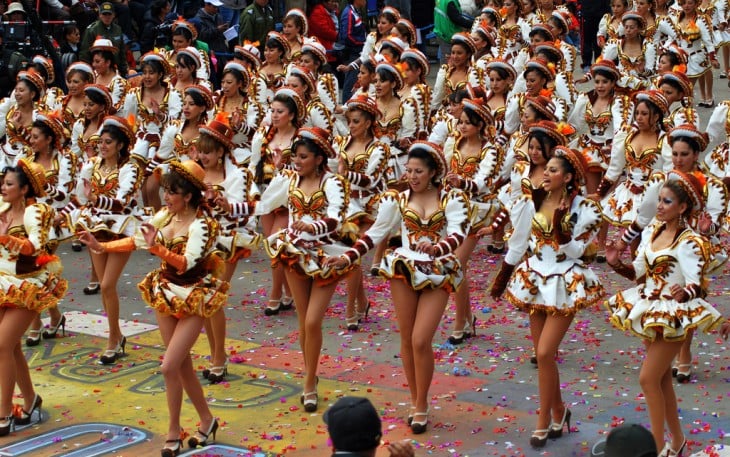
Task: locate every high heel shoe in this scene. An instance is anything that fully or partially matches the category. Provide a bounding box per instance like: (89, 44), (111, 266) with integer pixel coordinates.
(83, 282), (100, 295)
(410, 411), (429, 434)
(207, 360), (228, 384)
(356, 300), (372, 322)
(187, 418), (218, 448)
(71, 240), (83, 252)
(547, 407), (571, 439)
(345, 314), (360, 331)
(406, 406), (416, 426)
(264, 299), (281, 316)
(14, 394), (42, 426)
(160, 439), (182, 457)
(0, 415), (13, 437)
(43, 314), (66, 339)
(280, 296), (294, 310)
(660, 438), (686, 457)
(99, 336), (126, 365)
(676, 364), (692, 384)
(299, 377), (319, 412)
(530, 429), (549, 448)
(448, 315), (476, 345)
(26, 328), (42, 347)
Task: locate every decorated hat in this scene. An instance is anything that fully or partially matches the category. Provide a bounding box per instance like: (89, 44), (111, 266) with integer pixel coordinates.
(381, 35), (408, 56)
(301, 38), (327, 66)
(473, 20), (497, 47)
(550, 10), (570, 33)
(169, 160), (206, 191)
(634, 89), (669, 115)
(375, 61), (404, 91)
(66, 61), (95, 80)
(462, 97), (494, 127)
(529, 120), (574, 147)
(177, 46), (202, 69)
(141, 51), (172, 75)
(297, 126), (336, 159)
(524, 57), (554, 81)
(266, 31), (291, 56)
(658, 70), (692, 96)
(223, 61), (251, 89)
(172, 17), (198, 41)
(408, 141), (447, 181)
(451, 32), (477, 55)
(345, 94), (382, 119)
(666, 170), (704, 212)
(184, 84), (215, 111)
(465, 82), (486, 100)
(396, 18), (417, 47)
(480, 6), (501, 25)
(284, 8), (308, 36)
(529, 23), (555, 41)
(235, 42), (262, 69)
(274, 86), (306, 122)
(90, 37), (117, 54)
(662, 43), (688, 65)
(486, 58), (517, 81)
(533, 42), (564, 65)
(524, 95), (558, 121)
(199, 112), (234, 150)
(668, 123), (709, 151)
(32, 55), (55, 84)
(84, 84), (113, 111)
(381, 6), (400, 21)
(401, 48), (430, 76)
(99, 2), (114, 14)
(16, 70), (46, 97)
(35, 110), (67, 150)
(553, 146), (588, 187)
(16, 158), (47, 198)
(102, 115), (135, 146)
(591, 59), (621, 81)
(591, 423), (657, 457)
(621, 10), (646, 29)
(289, 65), (316, 93)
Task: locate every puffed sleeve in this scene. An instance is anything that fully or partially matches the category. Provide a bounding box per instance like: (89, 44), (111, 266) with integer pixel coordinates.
(677, 233), (709, 296)
(248, 127), (265, 176)
(110, 77), (129, 113)
(597, 14), (609, 42)
(167, 89), (183, 121)
(433, 189), (471, 257)
(179, 217), (216, 271)
(0, 97), (12, 138)
(644, 41), (657, 77)
(317, 73), (339, 115)
(428, 117), (450, 145)
(632, 224), (654, 279)
(636, 171), (665, 230)
(253, 74), (270, 107)
(95, 161), (143, 212)
(705, 176), (728, 229)
(399, 100), (417, 140)
(23, 203), (53, 255)
(410, 84), (431, 135)
(568, 93), (589, 136)
(699, 14), (717, 55)
(346, 141), (388, 189)
(305, 101), (334, 133)
(613, 94), (634, 132)
(313, 174), (349, 236)
(600, 39), (619, 61)
(120, 89), (138, 118)
(344, 190), (402, 263)
(227, 167), (259, 217)
(504, 194), (535, 265)
(604, 126), (630, 183)
(430, 65), (448, 113)
(465, 145), (504, 195)
(69, 119), (84, 160)
(706, 101), (729, 144)
(502, 92), (522, 135)
(46, 151), (76, 204)
(155, 121), (180, 163)
(359, 32), (376, 62)
(254, 170), (294, 215)
(132, 207), (170, 247)
(551, 94), (569, 123)
(73, 157), (97, 205)
(557, 197), (602, 259)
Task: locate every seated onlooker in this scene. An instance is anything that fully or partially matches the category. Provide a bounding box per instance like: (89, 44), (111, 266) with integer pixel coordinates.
(591, 424), (658, 457)
(324, 396), (415, 457)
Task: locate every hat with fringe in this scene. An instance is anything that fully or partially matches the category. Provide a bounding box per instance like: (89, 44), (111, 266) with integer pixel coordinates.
(274, 86), (306, 122)
(621, 10), (646, 29)
(169, 159), (206, 191)
(396, 18), (417, 47)
(534, 42), (564, 65)
(591, 59), (621, 81)
(666, 170), (704, 211)
(90, 36), (117, 54)
(524, 95), (558, 122)
(658, 71), (692, 96)
(235, 42), (262, 69)
(662, 43), (688, 65)
(486, 58), (517, 81)
(553, 145), (588, 187)
(462, 97), (494, 127)
(634, 89), (669, 115)
(184, 84), (215, 111)
(84, 84), (113, 111)
(289, 65), (316, 93)
(17, 70), (46, 97)
(408, 141), (448, 181)
(266, 31), (291, 56)
(524, 57), (554, 81)
(473, 20), (497, 47)
(35, 110), (67, 150)
(32, 55), (55, 84)
(223, 61), (251, 89)
(345, 94), (382, 120)
(176, 46), (202, 69)
(381, 35), (408, 56)
(401, 48), (430, 76)
(668, 123), (709, 151)
(172, 17), (198, 41)
(66, 61), (95, 80)
(200, 112), (235, 150)
(16, 158), (47, 198)
(102, 115), (135, 146)
(480, 6), (501, 25)
(141, 51), (172, 75)
(375, 61), (404, 91)
(284, 8), (308, 36)
(451, 32), (477, 55)
(529, 23), (555, 41)
(301, 38), (327, 66)
(297, 126), (336, 159)
(529, 120), (573, 147)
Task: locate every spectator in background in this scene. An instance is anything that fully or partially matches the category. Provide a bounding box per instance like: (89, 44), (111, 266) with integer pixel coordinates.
(79, 2), (133, 76)
(40, 0), (72, 22)
(219, 0), (246, 32)
(309, 0), (339, 68)
(238, 0), (275, 56)
(385, 0), (411, 21)
(58, 24), (81, 71)
(339, 0), (366, 103)
(194, 0), (230, 84)
(578, 0), (610, 71)
(434, 0), (473, 64)
(140, 0), (174, 54)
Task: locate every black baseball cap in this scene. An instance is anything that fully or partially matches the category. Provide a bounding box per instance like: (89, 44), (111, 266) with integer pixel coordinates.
(591, 424), (658, 457)
(323, 397), (382, 452)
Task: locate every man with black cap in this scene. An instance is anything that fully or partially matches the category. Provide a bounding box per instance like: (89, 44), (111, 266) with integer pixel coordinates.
(79, 2), (132, 75)
(324, 396), (415, 457)
(591, 423), (658, 457)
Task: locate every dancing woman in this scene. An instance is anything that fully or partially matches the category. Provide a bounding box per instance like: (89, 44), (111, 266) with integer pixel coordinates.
(328, 142), (470, 434)
(79, 160), (225, 456)
(0, 71), (45, 168)
(257, 127), (349, 412)
(0, 159), (67, 435)
(89, 38), (128, 113)
(605, 171), (723, 455)
(490, 147), (603, 448)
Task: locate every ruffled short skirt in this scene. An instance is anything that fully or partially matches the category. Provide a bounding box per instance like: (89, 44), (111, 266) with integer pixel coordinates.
(138, 270), (230, 318)
(0, 269), (67, 313)
(504, 259), (604, 315)
(602, 181), (646, 226)
(264, 232), (351, 286)
(606, 287), (723, 341)
(377, 248), (463, 294)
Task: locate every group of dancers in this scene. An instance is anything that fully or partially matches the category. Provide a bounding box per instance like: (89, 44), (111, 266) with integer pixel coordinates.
(1, 0), (730, 455)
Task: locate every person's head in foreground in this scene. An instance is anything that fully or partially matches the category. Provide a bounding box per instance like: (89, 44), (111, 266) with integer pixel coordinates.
(591, 423), (658, 457)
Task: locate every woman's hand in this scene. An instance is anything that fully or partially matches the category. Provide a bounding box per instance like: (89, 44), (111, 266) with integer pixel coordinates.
(11, 110), (21, 123)
(698, 211), (713, 234)
(387, 440), (416, 457)
(140, 222), (158, 248)
(476, 226), (494, 238)
(291, 220), (314, 233)
(214, 195), (231, 213)
(605, 240), (621, 266)
(721, 320), (730, 340)
(0, 212), (11, 235)
(324, 255), (349, 269)
(83, 179), (96, 204)
(77, 230), (104, 253)
(337, 64), (349, 73)
(415, 240), (436, 256)
(445, 173), (462, 188)
(669, 284), (689, 303)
